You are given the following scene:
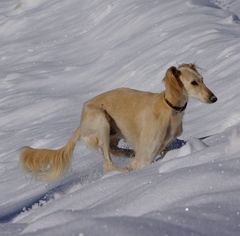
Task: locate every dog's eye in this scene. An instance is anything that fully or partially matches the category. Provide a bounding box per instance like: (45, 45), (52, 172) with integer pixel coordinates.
(191, 81), (198, 86)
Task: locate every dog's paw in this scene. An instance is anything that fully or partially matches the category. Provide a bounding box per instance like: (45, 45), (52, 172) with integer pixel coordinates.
(104, 163), (131, 173)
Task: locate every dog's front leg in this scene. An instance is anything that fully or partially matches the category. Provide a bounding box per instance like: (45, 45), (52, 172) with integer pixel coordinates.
(129, 141), (163, 170)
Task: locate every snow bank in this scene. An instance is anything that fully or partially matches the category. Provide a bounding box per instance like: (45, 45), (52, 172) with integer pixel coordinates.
(16, 0), (48, 12)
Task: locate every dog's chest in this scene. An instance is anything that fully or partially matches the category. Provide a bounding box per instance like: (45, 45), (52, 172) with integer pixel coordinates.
(165, 113), (183, 141)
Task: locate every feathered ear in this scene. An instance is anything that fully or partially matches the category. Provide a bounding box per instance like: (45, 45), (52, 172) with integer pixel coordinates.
(179, 63), (198, 72)
(164, 66), (183, 90)
(166, 66), (182, 82)
(168, 66), (181, 78)
(189, 63), (197, 72)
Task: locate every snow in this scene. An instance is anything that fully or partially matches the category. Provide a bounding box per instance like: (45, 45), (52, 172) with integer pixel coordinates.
(1, 0), (240, 235)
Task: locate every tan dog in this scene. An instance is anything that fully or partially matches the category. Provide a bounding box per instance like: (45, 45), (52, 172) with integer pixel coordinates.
(20, 64), (217, 180)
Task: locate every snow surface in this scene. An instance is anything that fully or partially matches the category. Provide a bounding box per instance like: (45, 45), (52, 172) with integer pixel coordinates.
(1, 0), (240, 235)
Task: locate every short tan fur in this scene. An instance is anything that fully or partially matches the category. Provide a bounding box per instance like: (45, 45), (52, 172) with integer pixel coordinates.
(20, 64), (217, 180)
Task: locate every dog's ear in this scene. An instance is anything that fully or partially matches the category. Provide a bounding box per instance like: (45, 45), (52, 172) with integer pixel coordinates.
(165, 66), (183, 89)
(169, 66), (181, 78)
(179, 63), (198, 72)
(167, 66), (182, 81)
(189, 63), (197, 72)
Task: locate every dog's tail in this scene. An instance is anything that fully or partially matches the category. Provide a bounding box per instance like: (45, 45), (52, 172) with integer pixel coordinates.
(20, 127), (81, 181)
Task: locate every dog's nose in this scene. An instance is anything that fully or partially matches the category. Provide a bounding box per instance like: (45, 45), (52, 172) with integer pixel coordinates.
(209, 95), (217, 103)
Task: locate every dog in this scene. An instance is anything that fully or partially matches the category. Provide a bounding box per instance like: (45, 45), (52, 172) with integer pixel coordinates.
(20, 64), (217, 180)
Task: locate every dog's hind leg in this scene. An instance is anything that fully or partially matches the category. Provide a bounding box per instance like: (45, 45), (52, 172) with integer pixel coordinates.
(80, 106), (129, 173)
(110, 134), (135, 158)
(100, 123), (130, 172)
(110, 147), (135, 158)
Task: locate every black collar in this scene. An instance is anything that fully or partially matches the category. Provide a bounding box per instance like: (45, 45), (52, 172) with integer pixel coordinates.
(164, 94), (187, 112)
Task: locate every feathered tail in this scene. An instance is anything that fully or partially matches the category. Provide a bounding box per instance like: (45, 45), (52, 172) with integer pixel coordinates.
(20, 127), (81, 181)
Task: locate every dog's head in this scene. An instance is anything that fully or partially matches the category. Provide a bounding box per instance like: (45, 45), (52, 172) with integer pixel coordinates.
(164, 64), (217, 104)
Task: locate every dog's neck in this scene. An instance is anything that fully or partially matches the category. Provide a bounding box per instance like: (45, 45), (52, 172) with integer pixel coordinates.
(164, 88), (188, 112)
